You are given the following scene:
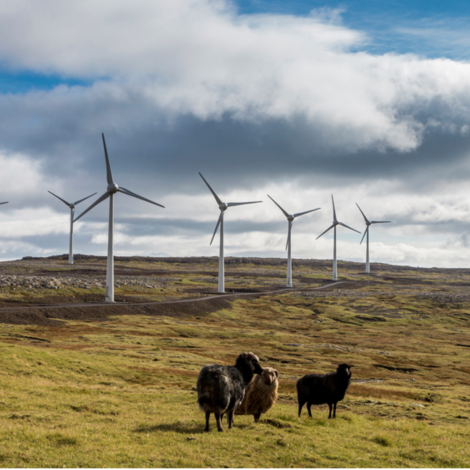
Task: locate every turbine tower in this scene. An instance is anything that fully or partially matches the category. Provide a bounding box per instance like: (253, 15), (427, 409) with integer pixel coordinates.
(316, 195), (360, 281)
(48, 191), (96, 264)
(268, 195), (320, 287)
(74, 133), (164, 302)
(199, 172), (262, 293)
(356, 203), (391, 274)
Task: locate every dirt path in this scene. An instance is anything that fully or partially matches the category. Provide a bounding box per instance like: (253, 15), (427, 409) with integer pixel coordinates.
(0, 281), (347, 326)
(0, 281), (346, 313)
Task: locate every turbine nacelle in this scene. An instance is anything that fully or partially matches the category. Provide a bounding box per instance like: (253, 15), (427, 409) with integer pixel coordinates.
(107, 183), (119, 194)
(356, 203), (391, 245)
(316, 195), (360, 240)
(199, 172), (262, 246)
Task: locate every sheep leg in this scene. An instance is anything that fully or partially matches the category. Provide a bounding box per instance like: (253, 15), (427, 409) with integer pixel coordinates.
(298, 399), (306, 417)
(333, 402), (337, 418)
(204, 412), (210, 432)
(327, 403), (332, 419)
(307, 403), (312, 418)
(215, 412), (224, 432)
(227, 410), (235, 429)
(254, 411), (261, 423)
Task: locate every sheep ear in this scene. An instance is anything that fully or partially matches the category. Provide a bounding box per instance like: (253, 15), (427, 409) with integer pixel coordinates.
(274, 370), (279, 377)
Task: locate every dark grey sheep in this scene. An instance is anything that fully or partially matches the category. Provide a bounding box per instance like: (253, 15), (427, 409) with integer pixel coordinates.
(297, 363), (353, 419)
(197, 352), (263, 432)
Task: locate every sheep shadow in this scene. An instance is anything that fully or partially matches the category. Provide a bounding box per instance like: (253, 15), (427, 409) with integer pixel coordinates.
(134, 422), (202, 434)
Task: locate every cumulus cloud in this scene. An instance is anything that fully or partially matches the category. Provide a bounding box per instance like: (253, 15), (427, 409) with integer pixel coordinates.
(2, 0), (470, 156)
(0, 1), (469, 267)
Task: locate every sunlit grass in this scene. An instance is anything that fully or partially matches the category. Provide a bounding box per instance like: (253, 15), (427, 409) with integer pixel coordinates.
(0, 257), (469, 466)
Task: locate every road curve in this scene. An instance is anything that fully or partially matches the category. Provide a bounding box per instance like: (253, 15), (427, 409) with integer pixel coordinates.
(0, 281), (347, 312)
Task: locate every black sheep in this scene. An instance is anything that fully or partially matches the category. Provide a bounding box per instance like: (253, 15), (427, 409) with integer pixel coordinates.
(297, 363), (353, 419)
(197, 352), (263, 432)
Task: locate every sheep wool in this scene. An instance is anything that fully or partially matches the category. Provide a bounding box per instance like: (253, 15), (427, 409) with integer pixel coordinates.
(197, 352), (263, 432)
(236, 367), (278, 422)
(297, 363), (353, 419)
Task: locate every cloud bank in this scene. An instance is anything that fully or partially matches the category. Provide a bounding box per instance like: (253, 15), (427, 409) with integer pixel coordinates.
(0, 0), (469, 267)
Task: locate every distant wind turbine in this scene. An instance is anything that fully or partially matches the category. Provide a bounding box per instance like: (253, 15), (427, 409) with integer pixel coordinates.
(356, 203), (391, 274)
(48, 191), (96, 264)
(199, 172), (262, 293)
(268, 195), (320, 287)
(316, 195), (360, 281)
(74, 133), (164, 302)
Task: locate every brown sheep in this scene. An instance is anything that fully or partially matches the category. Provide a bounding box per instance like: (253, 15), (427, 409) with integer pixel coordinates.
(235, 367), (278, 422)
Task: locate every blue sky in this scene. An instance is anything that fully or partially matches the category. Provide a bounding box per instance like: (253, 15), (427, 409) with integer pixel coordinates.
(1, 0), (470, 94)
(1, 0), (470, 268)
(237, 0), (470, 58)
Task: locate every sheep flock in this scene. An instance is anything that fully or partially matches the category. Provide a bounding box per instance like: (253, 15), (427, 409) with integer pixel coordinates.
(197, 352), (352, 432)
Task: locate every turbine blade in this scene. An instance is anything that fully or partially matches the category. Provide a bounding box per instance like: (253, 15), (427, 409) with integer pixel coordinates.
(199, 172), (222, 205)
(267, 195), (290, 218)
(0, 201), (8, 205)
(338, 221), (361, 234)
(316, 223), (335, 240)
(227, 201), (262, 206)
(102, 133), (114, 185)
(210, 211), (223, 245)
(48, 190), (71, 208)
(331, 195), (337, 221)
(360, 227), (368, 245)
(356, 203), (370, 224)
(293, 207), (321, 218)
(371, 220), (391, 224)
(118, 187), (165, 208)
(73, 191), (110, 222)
(73, 192), (98, 206)
(286, 220), (292, 251)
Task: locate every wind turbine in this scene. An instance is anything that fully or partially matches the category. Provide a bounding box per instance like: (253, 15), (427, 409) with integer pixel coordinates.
(316, 195), (360, 281)
(48, 191), (97, 264)
(268, 195), (320, 287)
(74, 133), (164, 302)
(356, 203), (391, 274)
(199, 172), (262, 293)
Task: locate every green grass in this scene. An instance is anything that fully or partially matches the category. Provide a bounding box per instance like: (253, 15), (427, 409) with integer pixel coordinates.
(0, 257), (469, 466)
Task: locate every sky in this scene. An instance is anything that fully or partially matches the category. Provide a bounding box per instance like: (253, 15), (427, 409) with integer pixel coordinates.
(1, 0), (470, 268)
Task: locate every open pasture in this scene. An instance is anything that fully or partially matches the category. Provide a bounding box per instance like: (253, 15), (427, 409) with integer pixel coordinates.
(0, 255), (469, 467)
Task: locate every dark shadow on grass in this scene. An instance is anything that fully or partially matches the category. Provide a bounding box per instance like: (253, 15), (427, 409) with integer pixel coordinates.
(134, 423), (203, 434)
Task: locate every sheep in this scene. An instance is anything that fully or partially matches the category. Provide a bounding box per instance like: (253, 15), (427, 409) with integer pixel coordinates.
(235, 367), (279, 422)
(297, 363), (353, 419)
(197, 352), (263, 432)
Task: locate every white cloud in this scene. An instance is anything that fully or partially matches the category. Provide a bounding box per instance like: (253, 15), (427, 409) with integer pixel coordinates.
(2, 0), (470, 155)
(1, 1), (470, 268)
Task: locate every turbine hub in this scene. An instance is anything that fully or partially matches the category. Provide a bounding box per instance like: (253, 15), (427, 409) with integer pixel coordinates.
(288, 215), (294, 221)
(219, 203), (228, 211)
(107, 183), (119, 194)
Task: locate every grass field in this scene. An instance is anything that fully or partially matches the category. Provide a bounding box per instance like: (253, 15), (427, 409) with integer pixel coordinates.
(0, 256), (469, 467)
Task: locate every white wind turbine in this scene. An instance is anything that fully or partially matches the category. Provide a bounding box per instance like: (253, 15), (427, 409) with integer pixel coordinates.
(268, 195), (320, 287)
(316, 195), (360, 281)
(74, 133), (164, 302)
(356, 203), (391, 274)
(48, 191), (97, 264)
(199, 172), (262, 293)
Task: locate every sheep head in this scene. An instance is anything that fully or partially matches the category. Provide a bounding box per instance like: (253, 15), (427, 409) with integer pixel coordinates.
(238, 352), (263, 375)
(261, 367), (278, 385)
(337, 363), (353, 377)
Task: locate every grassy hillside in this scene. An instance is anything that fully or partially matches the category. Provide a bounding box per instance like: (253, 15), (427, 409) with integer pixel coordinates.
(0, 256), (469, 467)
